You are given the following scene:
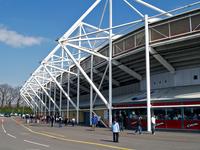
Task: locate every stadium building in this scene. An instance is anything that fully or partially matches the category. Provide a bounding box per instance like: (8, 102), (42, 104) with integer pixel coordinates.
(20, 0), (200, 131)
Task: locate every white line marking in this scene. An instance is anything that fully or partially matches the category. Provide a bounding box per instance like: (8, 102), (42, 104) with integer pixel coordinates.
(2, 124), (6, 133)
(2, 119), (17, 139)
(7, 133), (16, 139)
(1, 119), (6, 133)
(24, 140), (50, 148)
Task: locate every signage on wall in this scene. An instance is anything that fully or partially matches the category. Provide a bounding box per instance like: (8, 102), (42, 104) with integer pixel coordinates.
(104, 110), (108, 119)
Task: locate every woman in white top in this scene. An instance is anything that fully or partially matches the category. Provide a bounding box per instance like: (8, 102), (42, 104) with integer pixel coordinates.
(151, 115), (156, 135)
(112, 120), (120, 142)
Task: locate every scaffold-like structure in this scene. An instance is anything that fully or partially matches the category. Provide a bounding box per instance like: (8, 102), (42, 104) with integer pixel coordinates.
(20, 0), (200, 131)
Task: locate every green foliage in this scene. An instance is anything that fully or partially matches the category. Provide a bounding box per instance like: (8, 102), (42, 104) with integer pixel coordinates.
(0, 106), (33, 114)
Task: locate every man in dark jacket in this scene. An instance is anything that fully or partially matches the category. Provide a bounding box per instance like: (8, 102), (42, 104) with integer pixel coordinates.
(50, 115), (54, 127)
(135, 116), (142, 134)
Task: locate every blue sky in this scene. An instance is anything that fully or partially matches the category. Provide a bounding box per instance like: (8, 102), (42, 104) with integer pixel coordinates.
(0, 0), (198, 87)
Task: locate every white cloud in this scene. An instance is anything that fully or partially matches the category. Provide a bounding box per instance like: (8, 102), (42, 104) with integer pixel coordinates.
(0, 26), (45, 47)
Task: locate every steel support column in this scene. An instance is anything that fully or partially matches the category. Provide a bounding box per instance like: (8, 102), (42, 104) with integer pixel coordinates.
(77, 27), (81, 124)
(40, 89), (44, 115)
(59, 75), (63, 116)
(60, 49), (64, 117)
(108, 0), (113, 127)
(53, 83), (56, 115)
(145, 14), (151, 132)
(44, 84), (47, 116)
(49, 81), (52, 116)
(90, 54), (94, 126)
(67, 71), (70, 119)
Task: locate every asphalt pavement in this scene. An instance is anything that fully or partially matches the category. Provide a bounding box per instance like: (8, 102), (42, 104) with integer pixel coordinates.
(1, 117), (200, 150)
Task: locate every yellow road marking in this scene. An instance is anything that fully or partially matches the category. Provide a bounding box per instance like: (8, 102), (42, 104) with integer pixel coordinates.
(41, 131), (65, 138)
(13, 119), (134, 150)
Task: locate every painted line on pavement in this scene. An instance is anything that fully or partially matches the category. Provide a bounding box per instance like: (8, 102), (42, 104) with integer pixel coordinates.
(14, 119), (134, 150)
(1, 121), (6, 134)
(7, 133), (17, 139)
(41, 131), (65, 138)
(2, 119), (17, 139)
(24, 140), (49, 148)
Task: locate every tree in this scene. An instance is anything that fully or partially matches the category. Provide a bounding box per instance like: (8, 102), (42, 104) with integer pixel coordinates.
(0, 84), (12, 107)
(15, 86), (22, 108)
(0, 84), (31, 114)
(6, 87), (16, 107)
(0, 84), (22, 108)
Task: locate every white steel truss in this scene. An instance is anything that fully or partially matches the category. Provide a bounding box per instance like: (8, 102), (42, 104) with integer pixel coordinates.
(20, 93), (34, 109)
(28, 84), (49, 111)
(20, 0), (200, 129)
(22, 89), (39, 109)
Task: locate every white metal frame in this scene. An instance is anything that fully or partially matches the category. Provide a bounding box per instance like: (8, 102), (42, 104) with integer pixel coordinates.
(21, 0), (199, 130)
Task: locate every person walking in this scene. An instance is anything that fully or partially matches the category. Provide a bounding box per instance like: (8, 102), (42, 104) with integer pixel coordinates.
(118, 113), (124, 131)
(91, 114), (98, 130)
(64, 117), (68, 126)
(135, 115), (142, 134)
(58, 116), (62, 127)
(151, 115), (156, 135)
(97, 115), (101, 127)
(50, 115), (54, 127)
(112, 120), (120, 142)
(71, 117), (75, 127)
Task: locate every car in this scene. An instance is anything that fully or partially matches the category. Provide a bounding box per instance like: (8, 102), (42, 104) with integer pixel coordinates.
(0, 114), (4, 117)
(4, 113), (11, 117)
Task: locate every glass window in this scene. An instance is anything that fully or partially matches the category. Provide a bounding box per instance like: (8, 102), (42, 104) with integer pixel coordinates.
(170, 18), (190, 36)
(166, 108), (182, 120)
(193, 75), (198, 80)
(191, 14), (200, 31)
(151, 23), (169, 41)
(184, 107), (200, 120)
(135, 31), (145, 47)
(113, 41), (124, 55)
(125, 35), (135, 50)
(135, 108), (146, 118)
(153, 108), (166, 120)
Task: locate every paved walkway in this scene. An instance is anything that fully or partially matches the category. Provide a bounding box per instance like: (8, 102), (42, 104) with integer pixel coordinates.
(16, 118), (200, 150)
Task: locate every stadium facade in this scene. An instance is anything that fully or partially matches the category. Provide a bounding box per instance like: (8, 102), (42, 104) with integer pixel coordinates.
(20, 0), (200, 131)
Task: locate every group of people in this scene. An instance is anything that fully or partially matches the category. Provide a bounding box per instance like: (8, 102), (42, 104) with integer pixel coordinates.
(91, 112), (157, 143)
(25, 113), (157, 143)
(50, 115), (76, 127)
(24, 114), (76, 128)
(133, 114), (156, 135)
(111, 114), (156, 143)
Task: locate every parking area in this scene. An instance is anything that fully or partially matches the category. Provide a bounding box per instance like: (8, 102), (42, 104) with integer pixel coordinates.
(15, 117), (200, 150)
